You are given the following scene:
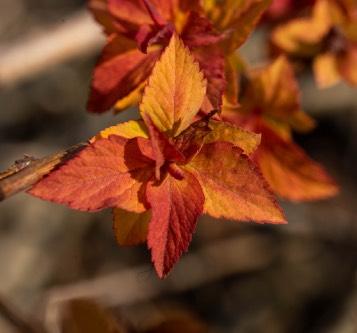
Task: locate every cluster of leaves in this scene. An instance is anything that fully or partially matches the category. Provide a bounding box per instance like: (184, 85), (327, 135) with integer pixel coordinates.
(268, 0), (357, 88)
(29, 0), (352, 278)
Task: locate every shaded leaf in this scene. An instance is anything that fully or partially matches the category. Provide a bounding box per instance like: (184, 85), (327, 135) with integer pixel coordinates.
(206, 120), (261, 155)
(224, 0), (273, 51)
(255, 124), (339, 201)
(89, 0), (117, 35)
(192, 46), (226, 109)
(108, 0), (154, 32)
(144, 311), (208, 333)
(241, 56), (316, 133)
(181, 11), (224, 47)
(337, 45), (357, 86)
(203, 0), (272, 52)
(114, 82), (146, 113)
(88, 35), (160, 113)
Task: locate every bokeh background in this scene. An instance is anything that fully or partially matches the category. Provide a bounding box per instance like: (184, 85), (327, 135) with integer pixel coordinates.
(0, 0), (356, 332)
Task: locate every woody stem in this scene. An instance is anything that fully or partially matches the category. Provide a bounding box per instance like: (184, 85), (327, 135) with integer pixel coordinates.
(0, 143), (87, 202)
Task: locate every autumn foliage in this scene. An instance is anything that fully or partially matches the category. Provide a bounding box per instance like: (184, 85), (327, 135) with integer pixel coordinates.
(28, 0), (354, 278)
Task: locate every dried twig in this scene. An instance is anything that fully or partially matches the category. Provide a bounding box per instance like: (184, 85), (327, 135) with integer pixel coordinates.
(0, 143), (87, 201)
(0, 11), (103, 86)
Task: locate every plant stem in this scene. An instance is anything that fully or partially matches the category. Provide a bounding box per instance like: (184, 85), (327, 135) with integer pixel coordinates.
(0, 143), (87, 202)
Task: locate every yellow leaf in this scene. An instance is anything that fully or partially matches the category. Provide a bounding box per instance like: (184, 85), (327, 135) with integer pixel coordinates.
(206, 120), (261, 155)
(91, 120), (148, 142)
(140, 34), (207, 136)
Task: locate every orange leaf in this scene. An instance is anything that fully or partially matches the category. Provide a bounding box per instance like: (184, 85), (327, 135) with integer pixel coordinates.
(186, 142), (286, 224)
(108, 0), (154, 29)
(204, 0), (272, 52)
(225, 0), (273, 51)
(29, 136), (154, 213)
(313, 52), (341, 88)
(89, 0), (117, 35)
(240, 56), (315, 134)
(255, 124), (339, 201)
(113, 208), (150, 246)
(337, 45), (357, 86)
(146, 170), (204, 278)
(114, 82), (147, 113)
(223, 53), (245, 108)
(140, 34), (207, 136)
(271, 0), (342, 56)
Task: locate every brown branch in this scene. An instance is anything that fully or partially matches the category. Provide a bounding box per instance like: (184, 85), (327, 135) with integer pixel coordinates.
(0, 143), (87, 202)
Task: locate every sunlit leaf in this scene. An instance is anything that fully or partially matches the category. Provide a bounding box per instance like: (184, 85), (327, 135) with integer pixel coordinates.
(187, 142), (286, 224)
(140, 34), (207, 136)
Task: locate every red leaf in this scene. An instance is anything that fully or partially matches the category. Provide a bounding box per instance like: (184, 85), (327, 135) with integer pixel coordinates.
(192, 46), (226, 109)
(181, 11), (224, 48)
(87, 35), (160, 113)
(142, 114), (184, 179)
(88, 0), (117, 35)
(146, 170), (204, 278)
(108, 0), (153, 31)
(29, 136), (154, 213)
(136, 22), (174, 53)
(142, 0), (167, 26)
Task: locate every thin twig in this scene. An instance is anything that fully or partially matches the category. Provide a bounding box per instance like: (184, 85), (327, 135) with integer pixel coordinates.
(0, 295), (45, 333)
(0, 143), (87, 202)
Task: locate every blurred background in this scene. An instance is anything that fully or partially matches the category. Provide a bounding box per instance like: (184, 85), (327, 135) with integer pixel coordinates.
(0, 0), (356, 332)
